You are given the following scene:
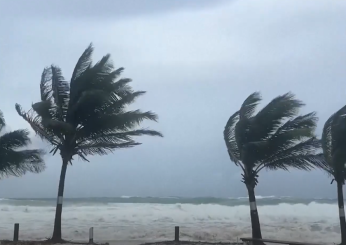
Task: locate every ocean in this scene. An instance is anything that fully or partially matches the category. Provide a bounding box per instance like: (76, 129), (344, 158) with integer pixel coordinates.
(0, 196), (341, 244)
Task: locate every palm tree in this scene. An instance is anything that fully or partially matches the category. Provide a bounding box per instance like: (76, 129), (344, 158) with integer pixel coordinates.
(15, 43), (163, 242)
(0, 110), (45, 178)
(320, 105), (346, 245)
(223, 92), (324, 240)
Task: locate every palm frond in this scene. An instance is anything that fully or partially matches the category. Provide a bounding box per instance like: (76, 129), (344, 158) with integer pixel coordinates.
(223, 110), (241, 165)
(322, 113), (334, 165)
(331, 105), (346, 156)
(259, 137), (323, 173)
(110, 77), (133, 97)
(265, 137), (321, 163)
(321, 105), (346, 181)
(40, 67), (53, 101)
(98, 91), (147, 116)
(239, 92), (261, 120)
(92, 54), (114, 75)
(261, 112), (318, 159)
(252, 92), (304, 141)
(73, 54), (114, 93)
(15, 104), (61, 146)
(111, 91), (146, 107)
(0, 148), (45, 178)
(71, 88), (144, 123)
(0, 110), (5, 132)
(264, 153), (325, 171)
(68, 55), (121, 116)
(77, 141), (141, 158)
(234, 116), (252, 159)
(0, 129), (31, 150)
(71, 43), (94, 82)
(79, 129), (163, 146)
(77, 110), (159, 139)
(32, 100), (54, 119)
(51, 65), (70, 120)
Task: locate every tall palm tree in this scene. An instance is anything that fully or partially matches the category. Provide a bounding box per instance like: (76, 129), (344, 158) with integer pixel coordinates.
(15, 44), (163, 242)
(320, 105), (346, 245)
(223, 92), (324, 240)
(0, 110), (45, 178)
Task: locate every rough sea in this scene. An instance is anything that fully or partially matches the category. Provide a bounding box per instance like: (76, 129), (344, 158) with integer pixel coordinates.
(0, 196), (341, 244)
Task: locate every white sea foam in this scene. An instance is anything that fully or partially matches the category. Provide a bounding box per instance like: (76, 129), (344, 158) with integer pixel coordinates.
(235, 195), (276, 200)
(0, 201), (340, 244)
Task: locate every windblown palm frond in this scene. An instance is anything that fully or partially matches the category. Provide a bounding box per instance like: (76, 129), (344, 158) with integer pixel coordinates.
(223, 110), (241, 166)
(251, 93), (305, 142)
(261, 138), (324, 171)
(239, 92), (261, 120)
(70, 43), (93, 83)
(0, 110), (5, 132)
(0, 110), (45, 179)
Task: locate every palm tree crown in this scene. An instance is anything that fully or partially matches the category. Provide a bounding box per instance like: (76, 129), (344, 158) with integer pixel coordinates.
(16, 43), (163, 163)
(0, 110), (45, 178)
(321, 105), (346, 183)
(224, 92), (324, 187)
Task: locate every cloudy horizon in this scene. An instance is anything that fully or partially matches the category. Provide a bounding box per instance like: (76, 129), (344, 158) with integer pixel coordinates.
(0, 0), (345, 199)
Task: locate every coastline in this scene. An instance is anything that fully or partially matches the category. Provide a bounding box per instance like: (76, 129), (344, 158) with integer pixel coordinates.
(0, 241), (242, 245)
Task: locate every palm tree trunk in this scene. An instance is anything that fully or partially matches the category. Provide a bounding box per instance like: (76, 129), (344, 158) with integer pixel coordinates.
(51, 159), (68, 241)
(337, 181), (346, 245)
(247, 186), (263, 239)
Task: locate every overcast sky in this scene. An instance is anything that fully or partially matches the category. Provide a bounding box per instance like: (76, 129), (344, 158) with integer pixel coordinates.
(0, 0), (345, 198)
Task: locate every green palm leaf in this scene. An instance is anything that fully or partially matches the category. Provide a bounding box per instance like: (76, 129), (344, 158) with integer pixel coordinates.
(239, 92), (261, 120)
(0, 110), (45, 179)
(71, 43), (93, 83)
(321, 105), (346, 181)
(223, 110), (241, 165)
(252, 92), (304, 141)
(0, 110), (4, 131)
(51, 65), (70, 120)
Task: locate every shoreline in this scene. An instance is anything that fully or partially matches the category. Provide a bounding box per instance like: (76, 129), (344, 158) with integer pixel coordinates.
(0, 240), (242, 245)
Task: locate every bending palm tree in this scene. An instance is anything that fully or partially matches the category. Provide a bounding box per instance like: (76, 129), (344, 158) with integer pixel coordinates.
(0, 110), (44, 178)
(320, 105), (346, 245)
(15, 43), (163, 242)
(223, 92), (324, 239)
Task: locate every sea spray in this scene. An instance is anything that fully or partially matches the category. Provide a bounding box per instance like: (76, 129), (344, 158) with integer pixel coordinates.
(0, 196), (340, 244)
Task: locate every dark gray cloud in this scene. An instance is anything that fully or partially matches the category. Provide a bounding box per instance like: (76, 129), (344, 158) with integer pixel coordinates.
(0, 0), (345, 198)
(0, 0), (228, 21)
